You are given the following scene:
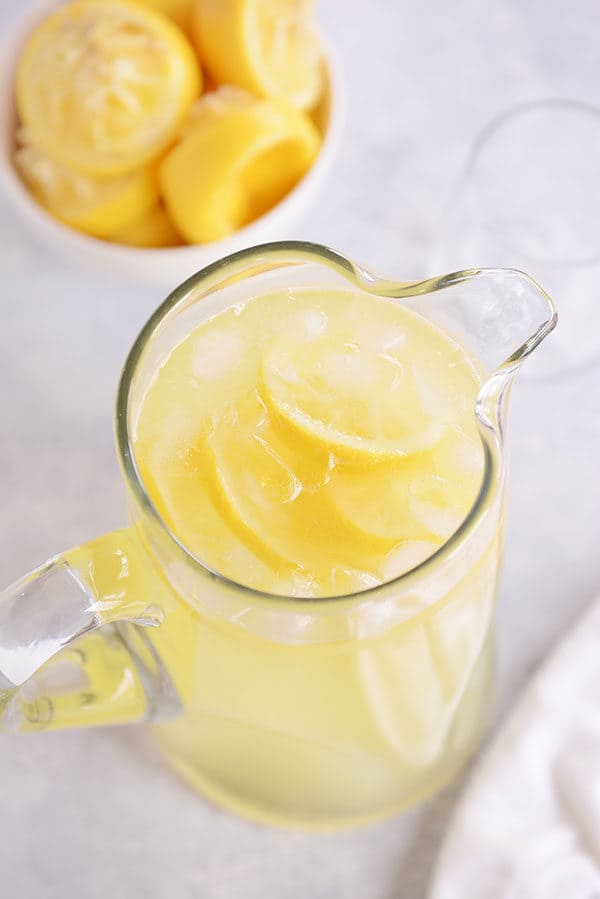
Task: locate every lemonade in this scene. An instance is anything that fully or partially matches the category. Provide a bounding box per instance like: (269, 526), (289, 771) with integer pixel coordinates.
(134, 288), (484, 593)
(130, 286), (497, 826)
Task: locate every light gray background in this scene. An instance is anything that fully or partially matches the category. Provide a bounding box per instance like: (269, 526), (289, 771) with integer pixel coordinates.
(1, 2), (599, 897)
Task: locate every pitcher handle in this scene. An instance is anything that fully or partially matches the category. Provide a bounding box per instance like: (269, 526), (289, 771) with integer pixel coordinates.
(0, 528), (181, 733)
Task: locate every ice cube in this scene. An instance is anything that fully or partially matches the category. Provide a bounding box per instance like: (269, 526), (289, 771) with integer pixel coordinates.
(319, 345), (380, 393)
(409, 478), (466, 540)
(191, 329), (243, 381)
(271, 356), (299, 386)
(361, 321), (407, 354)
(246, 434), (303, 506)
(331, 567), (381, 594)
(381, 541), (441, 581)
(149, 408), (198, 465)
(272, 570), (320, 598)
(287, 307), (329, 341)
(436, 427), (484, 478)
(411, 361), (449, 419)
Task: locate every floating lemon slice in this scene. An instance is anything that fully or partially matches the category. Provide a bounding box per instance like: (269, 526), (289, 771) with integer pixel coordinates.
(16, 0), (201, 177)
(408, 427), (484, 540)
(409, 475), (473, 541)
(193, 0), (323, 110)
(327, 427), (483, 546)
(380, 541), (442, 581)
(138, 426), (276, 591)
(261, 335), (446, 462)
(203, 389), (365, 577)
(14, 138), (158, 237)
(160, 91), (320, 242)
(335, 426), (484, 539)
(205, 390), (318, 566)
(328, 462), (436, 544)
(109, 201), (182, 247)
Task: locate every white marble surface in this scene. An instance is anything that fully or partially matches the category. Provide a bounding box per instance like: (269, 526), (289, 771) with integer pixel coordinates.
(1, 1), (600, 897)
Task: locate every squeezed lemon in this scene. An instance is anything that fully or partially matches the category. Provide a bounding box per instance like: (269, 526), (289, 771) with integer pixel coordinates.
(14, 138), (159, 238)
(193, 0), (323, 109)
(160, 88), (320, 242)
(16, 0), (201, 177)
(13, 1), (327, 244)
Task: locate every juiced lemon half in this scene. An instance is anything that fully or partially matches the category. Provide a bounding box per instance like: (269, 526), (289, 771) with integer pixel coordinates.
(16, 0), (201, 177)
(14, 137), (159, 237)
(193, 0), (323, 110)
(160, 88), (320, 242)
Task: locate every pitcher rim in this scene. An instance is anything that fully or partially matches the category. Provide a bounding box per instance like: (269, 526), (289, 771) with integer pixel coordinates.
(115, 240), (557, 606)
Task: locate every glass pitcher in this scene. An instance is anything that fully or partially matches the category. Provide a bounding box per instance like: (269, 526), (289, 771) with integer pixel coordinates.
(0, 242), (556, 830)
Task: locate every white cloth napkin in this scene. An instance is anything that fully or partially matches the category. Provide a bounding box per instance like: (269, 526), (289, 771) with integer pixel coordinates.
(428, 595), (600, 899)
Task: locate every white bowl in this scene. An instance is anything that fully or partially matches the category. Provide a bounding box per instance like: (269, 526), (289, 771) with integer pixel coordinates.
(0, 1), (344, 287)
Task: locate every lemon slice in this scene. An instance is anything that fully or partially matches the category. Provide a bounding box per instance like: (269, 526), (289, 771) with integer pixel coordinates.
(330, 429), (483, 546)
(203, 389), (373, 587)
(328, 462), (436, 544)
(109, 201), (182, 247)
(204, 390), (327, 566)
(409, 476), (472, 541)
(193, 0), (323, 110)
(261, 336), (446, 462)
(160, 93), (320, 242)
(380, 541), (442, 581)
(14, 139), (159, 237)
(137, 420), (277, 591)
(16, 0), (201, 177)
(327, 427), (483, 545)
(407, 428), (484, 540)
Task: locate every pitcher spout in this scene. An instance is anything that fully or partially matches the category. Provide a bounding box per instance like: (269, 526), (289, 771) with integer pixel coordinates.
(325, 255), (557, 569)
(348, 261), (557, 437)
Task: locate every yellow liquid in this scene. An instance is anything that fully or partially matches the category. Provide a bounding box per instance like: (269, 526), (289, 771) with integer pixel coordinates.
(130, 287), (497, 827)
